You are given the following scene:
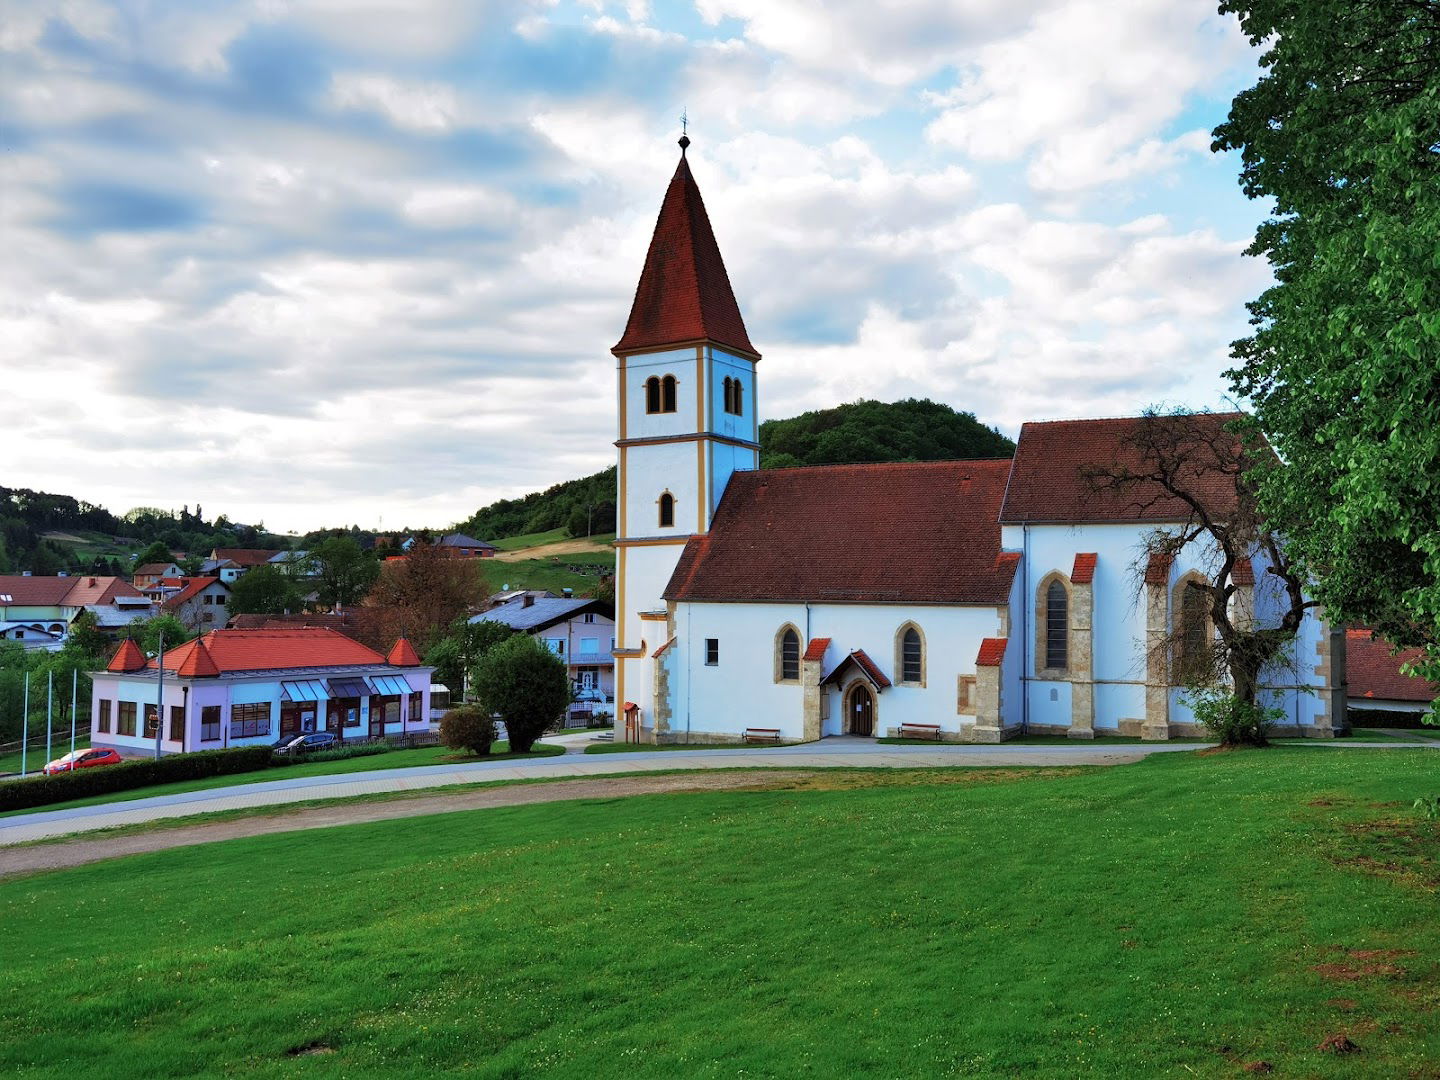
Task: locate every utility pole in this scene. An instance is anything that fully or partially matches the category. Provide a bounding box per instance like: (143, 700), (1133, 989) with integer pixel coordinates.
(69, 668), (77, 757)
(45, 669), (53, 765)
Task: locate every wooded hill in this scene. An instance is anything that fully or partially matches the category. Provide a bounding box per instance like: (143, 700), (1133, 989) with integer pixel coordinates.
(458, 399), (1014, 541)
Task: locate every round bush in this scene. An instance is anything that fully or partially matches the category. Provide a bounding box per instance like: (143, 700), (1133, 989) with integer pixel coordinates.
(440, 705), (497, 756)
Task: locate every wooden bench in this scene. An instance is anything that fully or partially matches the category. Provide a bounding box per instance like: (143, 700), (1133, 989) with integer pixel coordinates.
(743, 728), (783, 745)
(898, 722), (943, 742)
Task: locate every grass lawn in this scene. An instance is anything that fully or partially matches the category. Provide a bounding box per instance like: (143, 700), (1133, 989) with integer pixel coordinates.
(0, 742), (566, 819)
(2, 750), (1436, 1078)
(1347, 726), (1440, 743)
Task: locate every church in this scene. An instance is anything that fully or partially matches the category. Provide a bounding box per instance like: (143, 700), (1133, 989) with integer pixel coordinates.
(610, 139), (1345, 745)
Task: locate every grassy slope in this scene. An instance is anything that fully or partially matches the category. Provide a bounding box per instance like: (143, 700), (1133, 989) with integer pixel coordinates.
(1, 750), (1436, 1078)
(0, 743), (566, 819)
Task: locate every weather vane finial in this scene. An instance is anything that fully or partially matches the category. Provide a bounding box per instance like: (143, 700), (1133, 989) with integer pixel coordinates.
(679, 108), (690, 153)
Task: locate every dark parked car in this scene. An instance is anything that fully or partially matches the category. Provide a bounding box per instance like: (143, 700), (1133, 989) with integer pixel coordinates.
(272, 732), (340, 756)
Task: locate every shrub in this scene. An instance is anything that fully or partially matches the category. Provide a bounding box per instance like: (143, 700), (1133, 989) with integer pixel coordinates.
(470, 634), (572, 753)
(440, 705), (497, 756)
(1415, 795), (1440, 822)
(1185, 689), (1282, 747)
(0, 746), (275, 813)
(274, 744), (390, 766)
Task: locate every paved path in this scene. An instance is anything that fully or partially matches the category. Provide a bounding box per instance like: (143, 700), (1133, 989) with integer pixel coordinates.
(1, 737), (1431, 849)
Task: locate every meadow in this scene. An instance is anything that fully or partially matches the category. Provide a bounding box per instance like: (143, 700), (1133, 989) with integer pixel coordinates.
(1, 749), (1435, 1078)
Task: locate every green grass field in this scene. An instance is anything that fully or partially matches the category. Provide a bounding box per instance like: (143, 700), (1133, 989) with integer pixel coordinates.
(490, 529), (617, 552)
(1347, 726), (1440, 743)
(1, 749), (1435, 1077)
(0, 742), (566, 819)
(481, 555), (614, 596)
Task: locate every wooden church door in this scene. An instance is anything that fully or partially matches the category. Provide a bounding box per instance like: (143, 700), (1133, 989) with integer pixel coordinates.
(848, 685), (874, 737)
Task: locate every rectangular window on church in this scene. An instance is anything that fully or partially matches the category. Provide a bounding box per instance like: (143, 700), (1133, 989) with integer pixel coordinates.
(704, 639), (719, 666)
(957, 675), (977, 714)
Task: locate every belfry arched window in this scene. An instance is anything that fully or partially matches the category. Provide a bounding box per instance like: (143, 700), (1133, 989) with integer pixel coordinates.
(658, 492), (675, 529)
(1045, 580), (1069, 670)
(722, 376), (744, 416)
(733, 378), (743, 414)
(661, 374), (677, 413)
(645, 376), (661, 414)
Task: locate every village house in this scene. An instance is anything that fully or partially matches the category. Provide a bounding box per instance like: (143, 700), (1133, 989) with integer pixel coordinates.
(0, 574), (157, 638)
(197, 557), (244, 583)
(437, 533), (498, 558)
(472, 594), (615, 701)
(89, 627), (434, 755)
(610, 143), (1344, 745)
(1345, 629), (1438, 724)
(160, 577), (231, 632)
(132, 562), (183, 588)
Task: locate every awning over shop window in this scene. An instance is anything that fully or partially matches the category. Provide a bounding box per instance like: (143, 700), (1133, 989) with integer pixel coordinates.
(370, 674), (413, 696)
(326, 678), (372, 698)
(281, 679), (328, 702)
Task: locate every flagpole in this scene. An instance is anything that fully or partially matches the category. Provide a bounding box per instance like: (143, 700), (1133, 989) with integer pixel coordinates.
(46, 669), (53, 766)
(20, 671), (29, 778)
(154, 631), (165, 761)
(70, 667), (78, 757)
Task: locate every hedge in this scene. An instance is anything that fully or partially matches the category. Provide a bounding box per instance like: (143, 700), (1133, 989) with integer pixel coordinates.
(0, 746), (275, 813)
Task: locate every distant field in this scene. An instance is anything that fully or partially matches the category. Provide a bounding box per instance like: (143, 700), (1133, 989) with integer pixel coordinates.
(490, 528), (571, 551)
(40, 529), (140, 561)
(1, 750), (1436, 1077)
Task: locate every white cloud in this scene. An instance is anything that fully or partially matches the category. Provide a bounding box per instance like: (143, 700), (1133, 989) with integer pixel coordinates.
(329, 72), (461, 132)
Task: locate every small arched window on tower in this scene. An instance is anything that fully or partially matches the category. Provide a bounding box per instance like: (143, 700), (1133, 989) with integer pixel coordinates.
(722, 376), (734, 414)
(645, 376), (662, 414)
(658, 492), (675, 529)
(733, 378), (743, 415)
(661, 374), (678, 413)
(1045, 579), (1069, 670)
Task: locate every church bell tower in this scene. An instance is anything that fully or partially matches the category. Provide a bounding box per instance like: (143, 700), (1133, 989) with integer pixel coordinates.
(612, 136), (760, 738)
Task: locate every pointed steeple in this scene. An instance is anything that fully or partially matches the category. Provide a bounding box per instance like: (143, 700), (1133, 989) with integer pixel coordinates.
(173, 637), (221, 678)
(613, 141), (757, 359)
(386, 636), (421, 667)
(107, 638), (147, 673)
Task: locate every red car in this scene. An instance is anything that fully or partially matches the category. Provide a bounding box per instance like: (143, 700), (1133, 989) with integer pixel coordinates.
(43, 748), (124, 775)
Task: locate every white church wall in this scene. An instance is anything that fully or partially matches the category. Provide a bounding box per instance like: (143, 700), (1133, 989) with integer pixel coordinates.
(670, 600), (1004, 740)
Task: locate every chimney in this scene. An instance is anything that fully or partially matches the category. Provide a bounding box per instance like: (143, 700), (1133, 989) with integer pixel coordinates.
(522, 594), (534, 608)
(88, 578), (97, 586)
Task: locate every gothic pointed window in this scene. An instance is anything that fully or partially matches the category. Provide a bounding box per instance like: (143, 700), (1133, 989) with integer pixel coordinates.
(777, 626), (801, 682)
(733, 378), (743, 415)
(645, 376), (661, 414)
(1045, 580), (1068, 670)
(661, 375), (677, 413)
(658, 492), (675, 529)
(901, 628), (923, 683)
(723, 376), (734, 414)
(1177, 578), (1210, 682)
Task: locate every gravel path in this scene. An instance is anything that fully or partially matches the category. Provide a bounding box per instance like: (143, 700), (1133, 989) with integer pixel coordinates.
(0, 770), (799, 879)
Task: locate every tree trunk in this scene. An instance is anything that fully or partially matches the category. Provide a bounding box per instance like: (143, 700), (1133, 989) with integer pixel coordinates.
(1228, 659), (1269, 747)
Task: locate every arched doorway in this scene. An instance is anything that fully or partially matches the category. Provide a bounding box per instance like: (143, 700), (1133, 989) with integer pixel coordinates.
(846, 683), (875, 736)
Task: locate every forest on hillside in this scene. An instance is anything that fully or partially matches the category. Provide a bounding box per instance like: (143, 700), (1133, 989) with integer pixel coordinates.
(0, 488), (285, 575)
(457, 398), (1014, 541)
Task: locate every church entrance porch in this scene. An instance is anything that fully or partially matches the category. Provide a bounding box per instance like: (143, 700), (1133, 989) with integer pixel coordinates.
(846, 684), (875, 736)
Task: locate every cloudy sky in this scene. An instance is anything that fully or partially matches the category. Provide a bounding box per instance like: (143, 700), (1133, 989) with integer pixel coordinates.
(3, 0), (1271, 535)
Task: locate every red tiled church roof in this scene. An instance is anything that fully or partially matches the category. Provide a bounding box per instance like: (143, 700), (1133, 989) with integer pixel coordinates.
(613, 148), (757, 359)
(149, 627), (389, 676)
(1346, 629), (1438, 704)
(665, 459), (1018, 605)
(820, 649), (892, 690)
(1231, 557), (1255, 586)
(1071, 553), (1097, 584)
(803, 637), (831, 662)
(999, 414), (1250, 524)
(1144, 552), (1173, 586)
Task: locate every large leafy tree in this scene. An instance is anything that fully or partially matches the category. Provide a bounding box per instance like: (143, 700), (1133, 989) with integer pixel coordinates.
(470, 633), (570, 753)
(227, 565), (305, 616)
(306, 536), (380, 608)
(1213, 1), (1440, 709)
